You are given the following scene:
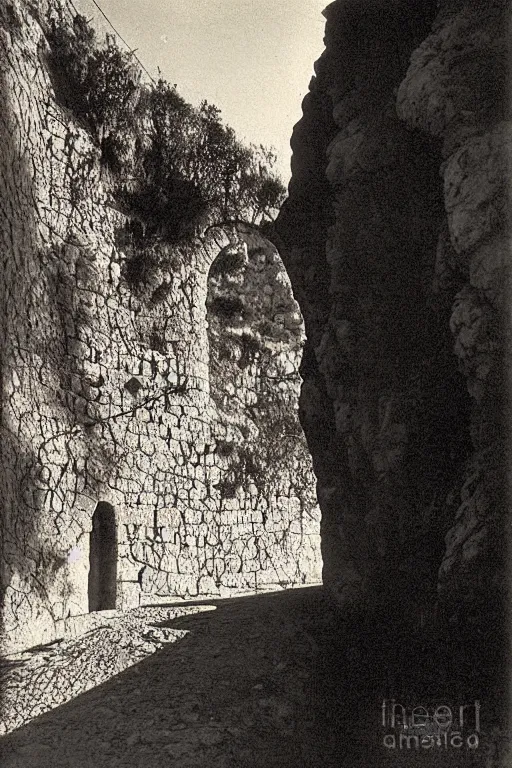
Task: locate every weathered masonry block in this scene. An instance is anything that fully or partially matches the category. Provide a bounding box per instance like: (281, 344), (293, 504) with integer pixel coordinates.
(0, 0), (321, 654)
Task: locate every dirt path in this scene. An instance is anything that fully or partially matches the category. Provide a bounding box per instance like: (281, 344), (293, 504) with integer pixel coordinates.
(0, 588), (495, 767)
(0, 589), (329, 768)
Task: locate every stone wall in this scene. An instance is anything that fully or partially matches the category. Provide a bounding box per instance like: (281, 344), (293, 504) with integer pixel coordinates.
(0, 0), (321, 654)
(273, 0), (510, 626)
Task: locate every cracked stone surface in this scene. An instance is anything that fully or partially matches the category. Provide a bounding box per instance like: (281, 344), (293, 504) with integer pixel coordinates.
(0, 0), (321, 655)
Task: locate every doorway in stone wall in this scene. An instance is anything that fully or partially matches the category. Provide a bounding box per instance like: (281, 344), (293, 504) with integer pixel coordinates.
(88, 502), (118, 612)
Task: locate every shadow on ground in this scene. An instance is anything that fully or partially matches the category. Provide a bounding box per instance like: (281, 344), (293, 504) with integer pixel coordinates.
(0, 587), (503, 767)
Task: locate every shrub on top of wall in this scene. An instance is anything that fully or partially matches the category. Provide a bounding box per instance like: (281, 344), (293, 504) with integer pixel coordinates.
(44, 8), (287, 250)
(45, 11), (95, 114)
(45, 11), (139, 171)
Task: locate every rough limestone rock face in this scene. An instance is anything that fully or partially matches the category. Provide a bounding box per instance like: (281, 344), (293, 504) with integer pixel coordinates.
(274, 0), (510, 623)
(0, 0), (321, 654)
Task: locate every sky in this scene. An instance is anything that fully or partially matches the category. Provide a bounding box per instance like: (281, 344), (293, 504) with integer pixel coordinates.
(71, 0), (328, 183)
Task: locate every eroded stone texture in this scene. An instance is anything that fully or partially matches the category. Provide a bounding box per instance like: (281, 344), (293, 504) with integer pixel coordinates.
(273, 0), (510, 623)
(0, 0), (321, 654)
(396, 0), (510, 617)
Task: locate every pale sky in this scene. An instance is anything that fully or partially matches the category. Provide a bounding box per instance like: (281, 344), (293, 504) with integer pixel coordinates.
(72, 0), (328, 183)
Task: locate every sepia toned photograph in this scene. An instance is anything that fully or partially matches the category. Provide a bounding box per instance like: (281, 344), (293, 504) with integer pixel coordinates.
(0, 0), (510, 765)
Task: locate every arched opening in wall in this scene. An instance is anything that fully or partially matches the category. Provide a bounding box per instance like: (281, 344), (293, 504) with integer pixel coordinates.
(88, 502), (117, 612)
(205, 226), (323, 589)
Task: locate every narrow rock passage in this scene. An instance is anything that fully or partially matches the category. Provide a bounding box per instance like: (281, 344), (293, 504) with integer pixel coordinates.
(0, 588), (493, 767)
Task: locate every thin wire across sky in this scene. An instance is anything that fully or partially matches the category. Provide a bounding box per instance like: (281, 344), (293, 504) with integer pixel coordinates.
(66, 0), (328, 182)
